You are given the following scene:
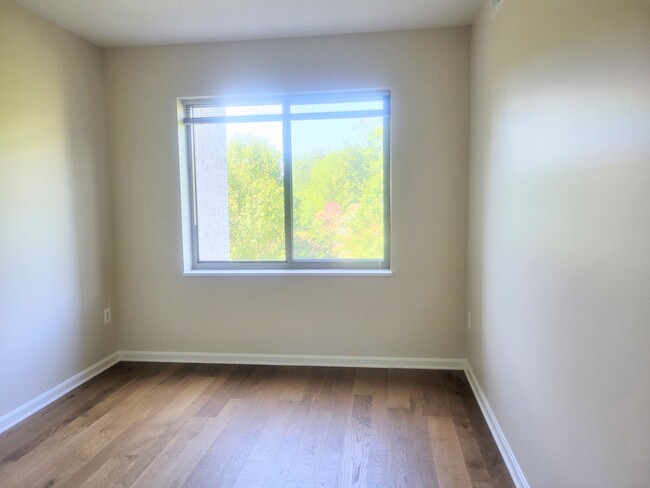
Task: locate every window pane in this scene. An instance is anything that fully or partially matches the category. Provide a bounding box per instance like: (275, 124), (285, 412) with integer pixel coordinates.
(193, 121), (285, 261)
(290, 100), (384, 114)
(291, 117), (384, 260)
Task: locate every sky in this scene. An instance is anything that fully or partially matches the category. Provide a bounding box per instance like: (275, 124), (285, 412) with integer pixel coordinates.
(226, 117), (381, 160)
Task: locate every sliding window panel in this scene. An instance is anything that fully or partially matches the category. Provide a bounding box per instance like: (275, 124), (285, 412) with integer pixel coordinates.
(192, 121), (285, 262)
(290, 117), (385, 260)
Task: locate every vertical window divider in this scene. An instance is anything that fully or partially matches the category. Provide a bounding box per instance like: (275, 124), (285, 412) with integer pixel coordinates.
(282, 101), (294, 263)
(186, 120), (201, 268)
(383, 95), (392, 269)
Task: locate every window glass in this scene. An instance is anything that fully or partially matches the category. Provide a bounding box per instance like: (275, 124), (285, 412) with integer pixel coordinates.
(193, 121), (285, 261)
(291, 117), (384, 259)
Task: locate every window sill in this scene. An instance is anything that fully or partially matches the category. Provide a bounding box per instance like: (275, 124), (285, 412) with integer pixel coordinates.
(183, 269), (393, 277)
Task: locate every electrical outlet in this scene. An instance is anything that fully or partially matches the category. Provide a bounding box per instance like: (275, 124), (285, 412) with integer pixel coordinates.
(104, 308), (111, 324)
(467, 311), (472, 330)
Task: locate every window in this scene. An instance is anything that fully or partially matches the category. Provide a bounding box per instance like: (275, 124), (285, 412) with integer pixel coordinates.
(179, 91), (390, 272)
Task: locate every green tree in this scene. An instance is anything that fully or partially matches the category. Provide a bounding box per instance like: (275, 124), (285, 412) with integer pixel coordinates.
(227, 135), (285, 260)
(292, 124), (384, 259)
(225, 124), (384, 261)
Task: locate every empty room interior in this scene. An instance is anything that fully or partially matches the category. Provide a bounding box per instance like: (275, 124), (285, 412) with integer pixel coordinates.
(1, 0), (648, 486)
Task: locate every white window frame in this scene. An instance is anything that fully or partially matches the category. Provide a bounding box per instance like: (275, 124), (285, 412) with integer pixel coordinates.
(178, 90), (391, 275)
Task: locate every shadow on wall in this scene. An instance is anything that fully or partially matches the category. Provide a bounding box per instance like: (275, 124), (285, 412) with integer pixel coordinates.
(0, 2), (115, 417)
(469, 0), (650, 486)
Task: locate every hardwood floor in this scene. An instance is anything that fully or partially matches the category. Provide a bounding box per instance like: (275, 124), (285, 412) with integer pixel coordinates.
(0, 362), (515, 487)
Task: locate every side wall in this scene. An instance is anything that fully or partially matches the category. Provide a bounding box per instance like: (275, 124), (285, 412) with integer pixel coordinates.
(106, 29), (471, 359)
(0, 0), (117, 420)
(468, 0), (650, 486)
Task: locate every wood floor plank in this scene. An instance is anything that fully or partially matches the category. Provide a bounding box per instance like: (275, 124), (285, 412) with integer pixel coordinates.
(0, 364), (134, 464)
(321, 368), (356, 454)
(421, 371), (451, 417)
(366, 368), (390, 436)
(366, 436), (391, 488)
(336, 394), (373, 488)
(410, 399), (441, 488)
(387, 369), (412, 410)
(428, 417), (472, 488)
(0, 363), (515, 488)
(260, 392), (315, 487)
(0, 365), (179, 487)
(103, 364), (239, 488)
(364, 369), (391, 488)
(231, 459), (272, 488)
(19, 364), (199, 488)
(313, 367), (344, 411)
(451, 371), (516, 488)
(444, 372), (493, 486)
(285, 409), (332, 484)
(472, 482), (499, 488)
(314, 450), (341, 488)
(247, 398), (296, 463)
(0, 363), (164, 467)
(132, 414), (220, 487)
(212, 419), (266, 487)
(283, 482), (315, 488)
(181, 429), (246, 488)
(76, 376), (216, 488)
(284, 366), (324, 402)
(183, 367), (283, 487)
(391, 436), (417, 488)
(195, 364), (256, 417)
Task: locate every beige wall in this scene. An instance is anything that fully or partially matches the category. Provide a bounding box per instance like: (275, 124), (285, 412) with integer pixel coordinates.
(105, 29), (471, 358)
(0, 0), (117, 419)
(468, 0), (650, 486)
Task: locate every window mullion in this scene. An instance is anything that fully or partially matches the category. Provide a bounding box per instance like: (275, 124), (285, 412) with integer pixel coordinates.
(383, 106), (391, 269)
(187, 123), (201, 267)
(282, 103), (294, 264)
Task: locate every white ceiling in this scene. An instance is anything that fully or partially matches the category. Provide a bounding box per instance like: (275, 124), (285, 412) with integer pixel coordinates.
(13, 0), (482, 47)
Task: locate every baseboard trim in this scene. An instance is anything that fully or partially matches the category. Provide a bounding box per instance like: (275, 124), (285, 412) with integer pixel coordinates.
(0, 352), (120, 434)
(119, 350), (466, 370)
(464, 362), (530, 488)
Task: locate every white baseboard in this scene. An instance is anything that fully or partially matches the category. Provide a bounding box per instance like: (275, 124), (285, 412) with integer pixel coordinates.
(0, 352), (120, 434)
(119, 350), (466, 370)
(464, 362), (530, 488)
